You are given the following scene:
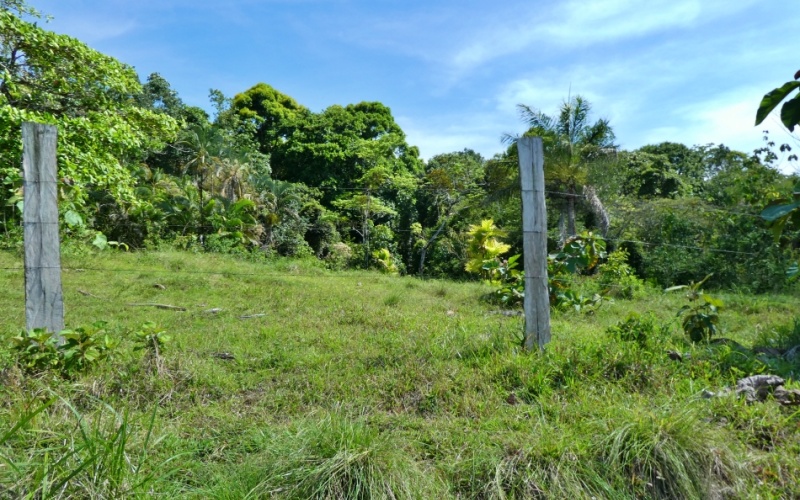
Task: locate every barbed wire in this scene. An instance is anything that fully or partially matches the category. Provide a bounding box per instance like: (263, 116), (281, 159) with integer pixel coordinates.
(0, 265), (394, 279)
(600, 237), (759, 257)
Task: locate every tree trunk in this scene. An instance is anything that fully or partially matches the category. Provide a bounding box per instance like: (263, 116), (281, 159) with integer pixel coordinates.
(418, 218), (449, 275)
(198, 173), (206, 246)
(583, 185), (609, 237)
(557, 206), (567, 248)
(418, 246), (428, 276)
(567, 191), (576, 237)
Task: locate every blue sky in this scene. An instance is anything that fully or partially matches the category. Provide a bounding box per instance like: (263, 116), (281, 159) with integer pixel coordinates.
(32, 0), (800, 169)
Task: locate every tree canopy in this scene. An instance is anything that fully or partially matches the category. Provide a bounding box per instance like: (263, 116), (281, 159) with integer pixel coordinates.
(0, 10), (178, 223)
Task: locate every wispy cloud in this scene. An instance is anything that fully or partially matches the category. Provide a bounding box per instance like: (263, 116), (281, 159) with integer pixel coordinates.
(43, 14), (138, 44)
(449, 0), (761, 73)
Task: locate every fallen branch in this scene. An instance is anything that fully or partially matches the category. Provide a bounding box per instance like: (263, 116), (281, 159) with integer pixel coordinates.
(127, 303), (187, 311)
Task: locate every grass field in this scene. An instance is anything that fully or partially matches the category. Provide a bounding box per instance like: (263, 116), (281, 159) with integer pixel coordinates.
(1, 248), (799, 498)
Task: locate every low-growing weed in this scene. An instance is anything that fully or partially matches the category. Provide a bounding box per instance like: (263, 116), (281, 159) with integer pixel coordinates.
(8, 322), (117, 377)
(133, 322), (172, 375)
(607, 312), (664, 348)
(133, 322), (172, 358)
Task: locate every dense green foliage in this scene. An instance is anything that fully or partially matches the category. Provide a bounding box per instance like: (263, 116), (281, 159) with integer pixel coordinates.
(1, 4), (797, 292)
(0, 9), (178, 238)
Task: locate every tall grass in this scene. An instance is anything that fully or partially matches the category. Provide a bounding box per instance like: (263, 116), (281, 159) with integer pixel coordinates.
(0, 249), (798, 497)
(596, 405), (743, 498)
(0, 393), (179, 498)
(204, 413), (447, 499)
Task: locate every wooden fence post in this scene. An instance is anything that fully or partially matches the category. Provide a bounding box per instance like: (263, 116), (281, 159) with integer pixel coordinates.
(517, 137), (551, 350)
(22, 122), (65, 338)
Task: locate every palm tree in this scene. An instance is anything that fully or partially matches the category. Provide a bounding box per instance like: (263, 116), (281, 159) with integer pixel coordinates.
(508, 95), (616, 242)
(176, 123), (234, 238)
(251, 177), (302, 248)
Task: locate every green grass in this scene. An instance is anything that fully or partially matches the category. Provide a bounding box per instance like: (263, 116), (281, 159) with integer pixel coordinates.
(1, 248), (799, 498)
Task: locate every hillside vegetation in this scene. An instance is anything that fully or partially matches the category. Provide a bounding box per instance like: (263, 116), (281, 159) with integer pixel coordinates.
(1, 249), (799, 498)
(2, 2), (800, 497)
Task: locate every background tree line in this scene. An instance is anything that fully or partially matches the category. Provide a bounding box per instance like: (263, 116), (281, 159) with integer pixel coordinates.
(1, 2), (797, 292)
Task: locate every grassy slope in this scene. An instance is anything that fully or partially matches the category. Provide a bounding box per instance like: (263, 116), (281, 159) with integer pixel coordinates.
(0, 248), (799, 498)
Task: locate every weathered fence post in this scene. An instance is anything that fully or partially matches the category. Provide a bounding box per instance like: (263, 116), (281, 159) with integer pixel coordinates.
(517, 137), (551, 350)
(22, 122), (65, 338)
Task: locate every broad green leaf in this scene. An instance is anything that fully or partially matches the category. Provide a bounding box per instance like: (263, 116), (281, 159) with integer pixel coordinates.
(63, 209), (83, 227)
(92, 232), (109, 250)
(756, 81), (800, 125)
(664, 285), (687, 292)
(761, 200), (800, 222)
(695, 274), (714, 289)
(780, 96), (800, 131)
(769, 216), (788, 243)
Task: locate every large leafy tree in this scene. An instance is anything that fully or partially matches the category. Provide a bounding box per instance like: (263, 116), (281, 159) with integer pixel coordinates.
(517, 96), (616, 239)
(415, 149), (485, 275)
(234, 85), (421, 201)
(232, 82), (308, 160)
(637, 142), (705, 193)
(0, 9), (177, 230)
(619, 151), (688, 199)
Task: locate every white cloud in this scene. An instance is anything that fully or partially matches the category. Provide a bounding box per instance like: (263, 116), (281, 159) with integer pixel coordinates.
(640, 97), (760, 148)
(448, 0), (761, 73)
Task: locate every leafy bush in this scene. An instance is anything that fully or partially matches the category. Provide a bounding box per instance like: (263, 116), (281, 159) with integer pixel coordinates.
(607, 312), (661, 348)
(372, 247), (399, 274)
(487, 232), (611, 311)
(325, 242), (353, 270)
(465, 219), (511, 281)
(486, 254), (525, 307)
(619, 198), (792, 292)
(597, 248), (644, 299)
(8, 322), (117, 377)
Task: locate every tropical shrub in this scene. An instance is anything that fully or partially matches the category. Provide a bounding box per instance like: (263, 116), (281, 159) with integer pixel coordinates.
(465, 219), (511, 282)
(8, 322), (117, 377)
(667, 274), (723, 342)
(597, 248), (644, 298)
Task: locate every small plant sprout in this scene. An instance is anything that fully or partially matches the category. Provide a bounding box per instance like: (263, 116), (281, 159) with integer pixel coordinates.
(665, 274), (723, 342)
(134, 322), (172, 356)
